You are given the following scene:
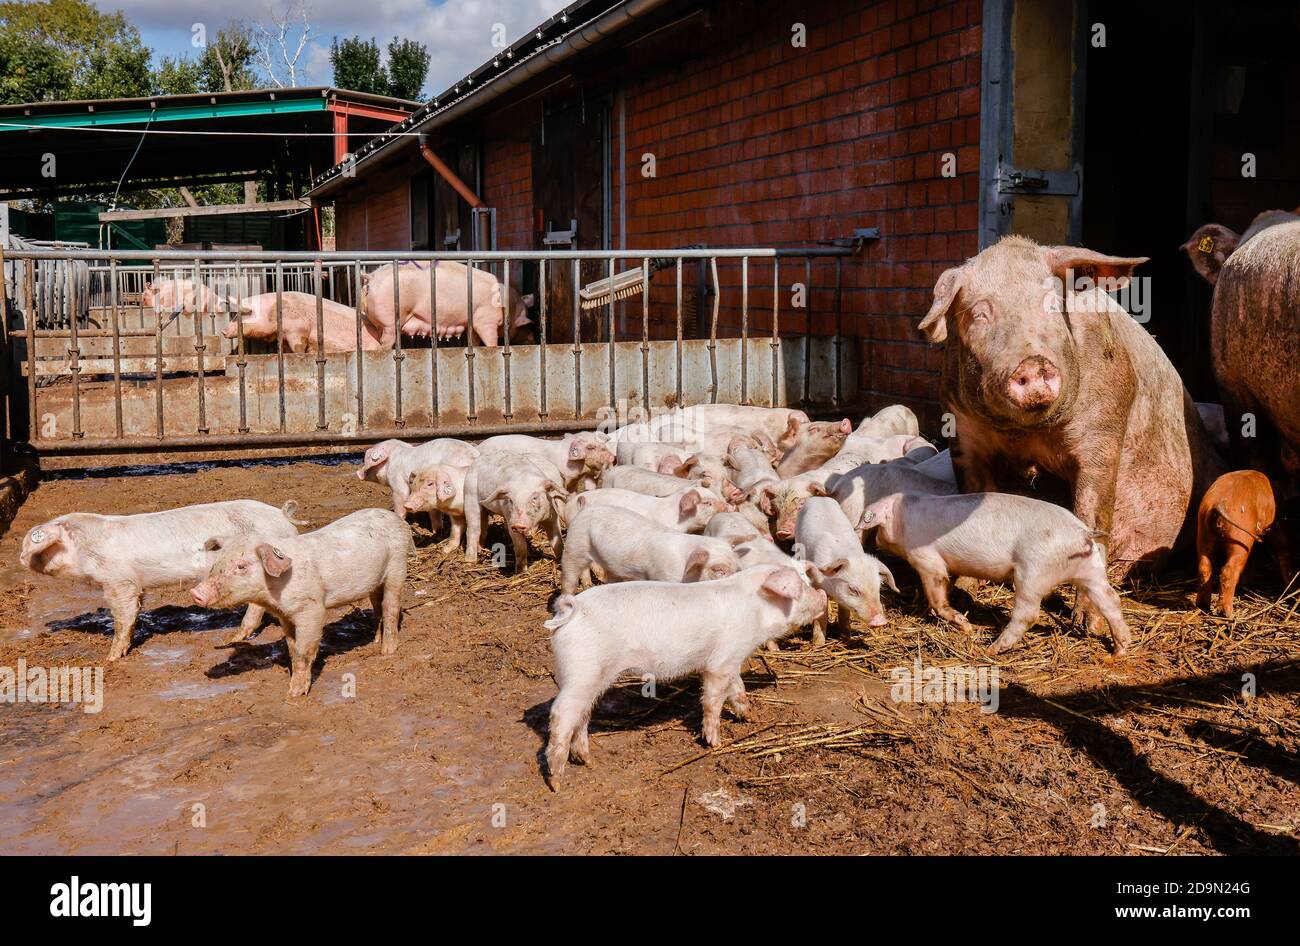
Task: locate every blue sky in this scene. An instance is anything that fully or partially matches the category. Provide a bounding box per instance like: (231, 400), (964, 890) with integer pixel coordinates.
(108, 0), (568, 99)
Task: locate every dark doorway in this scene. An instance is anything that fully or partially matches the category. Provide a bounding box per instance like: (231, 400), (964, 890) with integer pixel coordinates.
(532, 97), (609, 344)
(1081, 0), (1300, 402)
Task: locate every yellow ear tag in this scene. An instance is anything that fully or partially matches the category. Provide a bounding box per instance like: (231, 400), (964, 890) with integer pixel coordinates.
(1197, 235), (1215, 254)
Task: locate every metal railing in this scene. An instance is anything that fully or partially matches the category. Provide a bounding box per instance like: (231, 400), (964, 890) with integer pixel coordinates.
(2, 247), (858, 458)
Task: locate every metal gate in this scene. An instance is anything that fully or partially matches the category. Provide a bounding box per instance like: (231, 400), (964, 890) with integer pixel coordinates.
(1, 247), (859, 463)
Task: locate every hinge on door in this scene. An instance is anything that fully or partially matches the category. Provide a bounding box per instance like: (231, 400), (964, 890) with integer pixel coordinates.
(543, 219), (578, 246)
(997, 166), (1081, 197)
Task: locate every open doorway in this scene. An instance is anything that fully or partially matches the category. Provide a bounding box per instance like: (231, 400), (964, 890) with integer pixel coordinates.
(1080, 0), (1300, 399)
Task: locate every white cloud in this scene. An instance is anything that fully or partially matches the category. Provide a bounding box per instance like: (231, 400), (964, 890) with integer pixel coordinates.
(113, 0), (569, 96)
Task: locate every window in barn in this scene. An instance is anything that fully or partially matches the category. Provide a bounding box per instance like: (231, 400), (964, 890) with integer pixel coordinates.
(533, 95), (611, 344)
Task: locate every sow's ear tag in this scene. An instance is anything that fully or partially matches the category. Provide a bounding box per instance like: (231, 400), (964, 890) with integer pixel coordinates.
(1197, 235), (1215, 254)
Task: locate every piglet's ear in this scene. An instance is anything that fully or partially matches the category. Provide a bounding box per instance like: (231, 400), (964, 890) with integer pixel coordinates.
(683, 547), (709, 579)
(760, 567), (803, 601)
(780, 415), (800, 448)
(878, 561), (899, 593)
(203, 537), (224, 551)
(256, 543), (292, 578)
(919, 266), (964, 343)
(1045, 246), (1148, 291)
(678, 491), (700, 518)
(819, 558), (849, 577)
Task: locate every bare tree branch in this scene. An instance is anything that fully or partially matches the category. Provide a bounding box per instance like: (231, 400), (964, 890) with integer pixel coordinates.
(252, 1), (314, 88)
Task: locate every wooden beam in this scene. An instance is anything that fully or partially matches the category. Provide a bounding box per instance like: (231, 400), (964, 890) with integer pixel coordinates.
(99, 200), (308, 222)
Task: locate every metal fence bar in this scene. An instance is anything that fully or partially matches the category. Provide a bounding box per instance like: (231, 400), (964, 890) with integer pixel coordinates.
(153, 259), (164, 439)
(639, 257), (650, 415)
(537, 258), (548, 420)
(429, 261), (440, 422)
(802, 257), (813, 408)
(274, 260), (286, 433)
(466, 259), (477, 422)
(23, 259), (36, 441)
(606, 256), (616, 412)
(502, 258), (513, 421)
(392, 258), (405, 428)
(353, 261), (365, 431)
(771, 257), (780, 410)
(314, 259), (327, 430)
(674, 257), (683, 406)
(740, 256), (749, 405)
(571, 258), (582, 418)
(707, 256), (720, 404)
(193, 257), (209, 434)
(108, 259), (123, 438)
(65, 263), (82, 439)
(235, 261), (249, 434)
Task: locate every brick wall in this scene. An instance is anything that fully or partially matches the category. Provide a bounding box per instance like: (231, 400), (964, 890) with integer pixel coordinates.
(481, 136), (534, 254)
(613, 0), (982, 427)
(335, 163), (412, 251)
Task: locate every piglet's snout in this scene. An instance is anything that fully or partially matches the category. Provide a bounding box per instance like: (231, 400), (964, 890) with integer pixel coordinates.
(1006, 356), (1061, 409)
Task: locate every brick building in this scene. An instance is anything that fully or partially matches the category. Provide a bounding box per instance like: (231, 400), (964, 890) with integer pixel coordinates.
(307, 0), (1300, 428)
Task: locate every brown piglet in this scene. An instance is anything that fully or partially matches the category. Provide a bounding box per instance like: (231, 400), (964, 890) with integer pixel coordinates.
(1195, 471), (1279, 620)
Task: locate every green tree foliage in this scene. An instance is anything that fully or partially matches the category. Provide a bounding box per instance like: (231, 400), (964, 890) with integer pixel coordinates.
(385, 38), (429, 101)
(330, 36), (386, 95)
(0, 0), (152, 103)
(156, 25), (257, 95)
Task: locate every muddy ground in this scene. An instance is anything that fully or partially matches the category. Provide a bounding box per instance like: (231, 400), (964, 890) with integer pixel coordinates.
(0, 457), (1296, 855)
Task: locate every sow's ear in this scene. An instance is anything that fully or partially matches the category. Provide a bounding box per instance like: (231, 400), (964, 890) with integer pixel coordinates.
(1045, 246), (1149, 291)
(256, 543), (292, 578)
(1180, 224), (1239, 287)
(918, 266), (965, 343)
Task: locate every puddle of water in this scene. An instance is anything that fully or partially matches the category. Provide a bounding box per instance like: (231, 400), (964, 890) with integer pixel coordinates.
(156, 680), (249, 701)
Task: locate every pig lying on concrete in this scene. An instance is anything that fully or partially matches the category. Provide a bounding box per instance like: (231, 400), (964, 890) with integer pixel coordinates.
(357, 438), (479, 520)
(403, 464), (470, 552)
(775, 418), (852, 477)
(564, 487), (728, 533)
(544, 564), (828, 785)
(794, 497), (898, 644)
(362, 260), (534, 348)
(859, 492), (1131, 656)
(463, 453), (567, 569)
(190, 508), (412, 697)
(560, 506), (740, 594)
(20, 500), (306, 661)
(1195, 471), (1289, 620)
(918, 235), (1223, 587)
(223, 291), (386, 353)
(478, 433), (614, 492)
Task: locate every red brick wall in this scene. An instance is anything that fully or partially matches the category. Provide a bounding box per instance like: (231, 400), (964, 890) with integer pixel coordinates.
(335, 163), (413, 251)
(614, 0), (982, 427)
(482, 136), (534, 254)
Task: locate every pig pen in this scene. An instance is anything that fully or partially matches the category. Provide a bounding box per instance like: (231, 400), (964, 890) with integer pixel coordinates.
(1, 456), (1297, 855)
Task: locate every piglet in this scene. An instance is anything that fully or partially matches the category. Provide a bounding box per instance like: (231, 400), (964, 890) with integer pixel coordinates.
(20, 500), (305, 661)
(601, 465), (728, 502)
(463, 453), (567, 569)
(1195, 470), (1282, 620)
(561, 506), (740, 594)
(563, 486), (728, 533)
(190, 508), (412, 697)
(776, 418), (853, 477)
(859, 492), (1131, 656)
(793, 497), (898, 645)
(357, 438), (479, 519)
(544, 564), (828, 786)
(478, 432), (614, 492)
(403, 463), (470, 553)
(704, 511), (766, 545)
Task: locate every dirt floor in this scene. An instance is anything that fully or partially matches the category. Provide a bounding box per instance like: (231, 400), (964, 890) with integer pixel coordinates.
(0, 456), (1297, 855)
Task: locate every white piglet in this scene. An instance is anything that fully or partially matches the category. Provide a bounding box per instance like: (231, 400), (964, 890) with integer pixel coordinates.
(544, 564), (828, 787)
(859, 492), (1131, 656)
(560, 506), (740, 594)
(357, 438), (479, 520)
(563, 487), (728, 533)
(793, 497), (898, 644)
(190, 508), (412, 697)
(462, 453), (567, 569)
(19, 500), (306, 661)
